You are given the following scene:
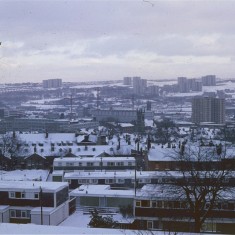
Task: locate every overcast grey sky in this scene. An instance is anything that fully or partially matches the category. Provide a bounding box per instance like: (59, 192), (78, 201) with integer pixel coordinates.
(0, 0), (235, 83)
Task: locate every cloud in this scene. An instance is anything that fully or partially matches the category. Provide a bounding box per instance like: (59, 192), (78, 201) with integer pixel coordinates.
(0, 0), (235, 82)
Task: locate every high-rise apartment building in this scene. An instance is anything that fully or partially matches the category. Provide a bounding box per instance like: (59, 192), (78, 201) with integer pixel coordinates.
(192, 96), (225, 124)
(177, 77), (189, 93)
(148, 85), (159, 95)
(178, 77), (202, 93)
(133, 77), (147, 94)
(43, 79), (62, 89)
(201, 75), (216, 86)
(123, 77), (132, 86)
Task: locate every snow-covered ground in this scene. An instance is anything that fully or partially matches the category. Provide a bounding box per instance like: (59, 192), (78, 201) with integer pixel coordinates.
(0, 223), (140, 234)
(60, 210), (91, 228)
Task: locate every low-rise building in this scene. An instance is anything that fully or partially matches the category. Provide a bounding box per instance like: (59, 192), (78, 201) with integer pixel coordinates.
(0, 181), (72, 225)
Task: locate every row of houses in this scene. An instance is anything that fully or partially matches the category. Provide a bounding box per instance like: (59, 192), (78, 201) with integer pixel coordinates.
(1, 130), (235, 233)
(1, 176), (235, 233)
(0, 181), (75, 225)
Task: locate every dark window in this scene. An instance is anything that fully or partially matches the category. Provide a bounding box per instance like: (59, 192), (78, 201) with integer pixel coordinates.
(141, 200), (150, 207)
(10, 210), (15, 217)
(16, 210), (21, 217)
(15, 192), (21, 198)
(157, 201), (162, 208)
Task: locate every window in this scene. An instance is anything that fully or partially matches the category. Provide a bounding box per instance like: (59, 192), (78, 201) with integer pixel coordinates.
(136, 201), (141, 207)
(90, 179), (98, 184)
(10, 210), (16, 217)
(141, 200), (150, 207)
(107, 162), (115, 166)
(10, 210), (30, 218)
(128, 162), (132, 166)
(80, 179), (89, 184)
(152, 201), (157, 207)
(105, 179), (114, 184)
(147, 221), (153, 229)
(157, 201), (162, 208)
(79, 162), (82, 166)
(174, 201), (180, 209)
(34, 193), (39, 199)
(15, 192), (21, 198)
(9, 192), (15, 198)
(117, 162), (124, 166)
(87, 162), (93, 166)
(164, 201), (168, 208)
(222, 203), (228, 210)
(9, 192), (26, 199)
(116, 179), (124, 184)
(145, 179), (151, 183)
(21, 211), (27, 218)
(66, 162), (74, 166)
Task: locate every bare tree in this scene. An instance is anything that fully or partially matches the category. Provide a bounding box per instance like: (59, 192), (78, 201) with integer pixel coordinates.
(166, 143), (233, 233)
(0, 132), (24, 169)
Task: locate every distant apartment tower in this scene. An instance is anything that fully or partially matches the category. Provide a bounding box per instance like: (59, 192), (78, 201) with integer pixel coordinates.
(43, 79), (62, 88)
(188, 78), (202, 92)
(178, 77), (202, 92)
(177, 77), (189, 93)
(201, 75), (216, 86)
(148, 85), (159, 95)
(192, 96), (225, 124)
(123, 77), (132, 85)
(133, 77), (147, 94)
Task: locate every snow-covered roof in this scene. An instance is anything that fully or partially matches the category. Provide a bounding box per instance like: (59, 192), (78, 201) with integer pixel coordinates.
(64, 170), (157, 179)
(136, 184), (235, 201)
(119, 123), (134, 128)
(148, 143), (235, 162)
(0, 181), (68, 192)
(19, 133), (77, 143)
(0, 170), (49, 181)
(70, 184), (135, 198)
(148, 145), (175, 161)
(54, 156), (136, 163)
(13, 132), (134, 157)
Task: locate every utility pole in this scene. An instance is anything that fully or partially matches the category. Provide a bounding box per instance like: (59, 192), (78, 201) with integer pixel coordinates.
(134, 161), (137, 196)
(70, 94), (73, 120)
(40, 186), (43, 225)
